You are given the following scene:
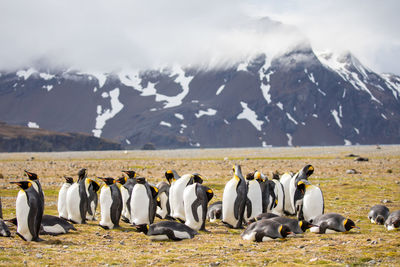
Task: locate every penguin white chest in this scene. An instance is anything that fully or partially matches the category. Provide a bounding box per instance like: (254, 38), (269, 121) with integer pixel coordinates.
(271, 180), (284, 216)
(16, 191), (32, 241)
(244, 180), (262, 221)
(184, 184), (202, 230)
(58, 183), (71, 219)
(130, 184), (150, 225)
(280, 173), (295, 214)
(156, 191), (169, 219)
(303, 185), (324, 222)
(100, 186), (114, 229)
(222, 178), (239, 226)
(66, 183), (82, 223)
(170, 174), (191, 221)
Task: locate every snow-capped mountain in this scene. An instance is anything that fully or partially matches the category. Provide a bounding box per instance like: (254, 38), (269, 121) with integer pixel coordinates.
(1, 45), (399, 149)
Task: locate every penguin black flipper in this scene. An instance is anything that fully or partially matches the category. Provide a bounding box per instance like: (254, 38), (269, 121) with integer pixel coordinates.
(245, 197), (252, 219)
(267, 181), (277, 209)
(147, 185), (158, 225)
(26, 188), (43, 241)
(78, 180), (88, 224)
(234, 180), (247, 229)
(110, 184), (123, 227)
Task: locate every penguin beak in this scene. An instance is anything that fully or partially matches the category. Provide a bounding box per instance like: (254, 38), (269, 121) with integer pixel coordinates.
(10, 181), (22, 186)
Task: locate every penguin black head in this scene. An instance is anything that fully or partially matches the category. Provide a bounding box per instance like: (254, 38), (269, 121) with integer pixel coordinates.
(254, 171), (266, 182)
(304, 165), (314, 177)
(192, 173), (203, 184)
(272, 171), (280, 180)
(165, 170), (176, 184)
(136, 224), (149, 234)
(136, 177), (147, 184)
(279, 224), (293, 238)
(10, 181), (32, 190)
(64, 176), (74, 184)
(89, 180), (101, 192)
(299, 220), (314, 232)
(297, 179), (310, 194)
(117, 176), (128, 185)
(78, 168), (87, 181)
(122, 170), (136, 179)
(98, 177), (116, 185)
(343, 218), (359, 231)
(246, 172), (255, 180)
(375, 215), (385, 225)
(24, 170), (38, 180)
(5, 217), (18, 226)
(205, 188), (214, 202)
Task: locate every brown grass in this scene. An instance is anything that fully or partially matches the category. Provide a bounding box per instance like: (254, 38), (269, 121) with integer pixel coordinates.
(0, 145), (399, 266)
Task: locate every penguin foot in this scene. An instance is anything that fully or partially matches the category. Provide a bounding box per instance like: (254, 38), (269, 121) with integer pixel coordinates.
(34, 237), (45, 242)
(121, 217), (130, 223)
(99, 225), (110, 230)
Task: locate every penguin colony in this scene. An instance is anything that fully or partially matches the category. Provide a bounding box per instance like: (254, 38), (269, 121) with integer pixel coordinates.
(1, 164), (399, 243)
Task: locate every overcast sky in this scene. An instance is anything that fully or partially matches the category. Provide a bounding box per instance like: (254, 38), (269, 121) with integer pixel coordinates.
(0, 0), (399, 74)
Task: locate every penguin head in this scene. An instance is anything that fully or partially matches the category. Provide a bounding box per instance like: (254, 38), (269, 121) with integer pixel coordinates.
(246, 172), (255, 181)
(299, 220), (314, 232)
(117, 176), (128, 185)
(298, 164), (314, 180)
(191, 173), (204, 184)
(272, 171), (280, 180)
(98, 177), (116, 185)
(136, 177), (147, 184)
(122, 170), (136, 179)
(10, 181), (32, 190)
(90, 180), (101, 192)
(297, 179), (311, 194)
(24, 170), (38, 180)
(78, 168), (87, 181)
(136, 224), (149, 234)
(254, 171), (266, 182)
(279, 224), (293, 238)
(205, 188), (214, 202)
(375, 215), (385, 225)
(232, 164), (243, 181)
(343, 218), (359, 231)
(165, 170), (176, 184)
(64, 176), (74, 184)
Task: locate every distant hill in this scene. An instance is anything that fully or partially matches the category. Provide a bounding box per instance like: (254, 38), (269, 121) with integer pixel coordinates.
(0, 122), (122, 152)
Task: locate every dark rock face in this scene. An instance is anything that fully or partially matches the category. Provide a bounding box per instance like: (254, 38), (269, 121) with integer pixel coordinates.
(0, 122), (121, 152)
(0, 47), (400, 150)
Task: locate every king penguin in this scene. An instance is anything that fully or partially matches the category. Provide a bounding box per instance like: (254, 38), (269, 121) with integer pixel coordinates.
(24, 170), (44, 221)
(10, 181), (43, 241)
(253, 171), (270, 213)
(368, 205), (390, 225)
(244, 172), (263, 222)
(138, 221), (198, 241)
(58, 176), (73, 220)
(66, 168), (90, 224)
(246, 212), (279, 224)
(207, 201), (222, 222)
(155, 181), (172, 220)
(310, 213), (359, 233)
(294, 179), (324, 222)
(384, 210), (400, 231)
(288, 165), (314, 216)
(8, 215), (77, 236)
(130, 177), (158, 226)
(86, 179), (100, 221)
(269, 175), (285, 216)
(241, 219), (292, 242)
(183, 183), (214, 231)
(169, 173), (203, 222)
(269, 216), (314, 234)
(222, 164), (247, 229)
(118, 170), (137, 223)
(279, 172), (295, 215)
(99, 177), (123, 229)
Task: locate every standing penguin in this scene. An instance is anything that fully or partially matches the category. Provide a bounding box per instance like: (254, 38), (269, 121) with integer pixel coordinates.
(294, 179), (324, 222)
(241, 219), (292, 242)
(289, 165), (314, 216)
(118, 170), (137, 223)
(98, 177), (123, 229)
(66, 168), (89, 224)
(10, 181), (43, 241)
(385, 210), (400, 231)
(24, 170), (44, 221)
(86, 180), (100, 221)
(183, 183), (214, 231)
(244, 172), (263, 222)
(310, 213), (358, 233)
(169, 173), (203, 222)
(130, 177), (158, 226)
(254, 171), (270, 213)
(156, 181), (172, 220)
(279, 172), (295, 215)
(58, 176), (74, 220)
(270, 176), (285, 216)
(368, 205), (390, 225)
(222, 164), (248, 229)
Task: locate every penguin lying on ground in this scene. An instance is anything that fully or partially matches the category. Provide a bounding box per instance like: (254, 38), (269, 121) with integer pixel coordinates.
(246, 212), (279, 224)
(58, 176), (74, 220)
(269, 217), (314, 234)
(310, 213), (359, 234)
(368, 205), (390, 225)
(183, 183), (213, 231)
(384, 210), (400, 231)
(241, 219), (292, 242)
(8, 215), (76, 236)
(10, 181), (43, 241)
(137, 221), (198, 241)
(222, 165), (247, 229)
(207, 201), (222, 222)
(98, 177), (122, 229)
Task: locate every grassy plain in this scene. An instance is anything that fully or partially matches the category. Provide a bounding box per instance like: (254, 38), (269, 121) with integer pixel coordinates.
(0, 145), (399, 266)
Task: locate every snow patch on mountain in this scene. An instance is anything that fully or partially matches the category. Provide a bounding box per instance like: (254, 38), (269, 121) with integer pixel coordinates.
(195, 108), (217, 118)
(344, 139), (352, 146)
(85, 72), (107, 88)
(286, 113), (298, 125)
(27, 121), (39, 128)
(237, 102), (264, 131)
(92, 88), (124, 137)
(331, 109), (342, 128)
(160, 121), (172, 127)
(17, 68), (36, 80)
(174, 113), (184, 120)
(39, 73), (55, 80)
(276, 102), (284, 110)
(216, 84), (225, 95)
(381, 73), (400, 99)
(42, 85), (53, 91)
(286, 133), (293, 146)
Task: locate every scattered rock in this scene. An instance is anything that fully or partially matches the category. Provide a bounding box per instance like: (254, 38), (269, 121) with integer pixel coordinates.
(366, 238), (371, 242)
(368, 259), (377, 265)
(354, 157), (369, 162)
(309, 258), (318, 262)
(23, 260), (27, 265)
(346, 169), (360, 174)
(381, 199), (392, 204)
(335, 197), (340, 200)
(386, 169), (393, 173)
(0, 173), (3, 179)
(141, 143), (156, 150)
(209, 262), (220, 267)
(119, 241), (125, 245)
(370, 240), (378, 245)
(36, 253), (43, 259)
(395, 181), (400, 185)
(298, 245), (305, 249)
(224, 157), (229, 161)
(102, 234), (112, 239)
(346, 154), (359, 157)
(63, 245), (68, 249)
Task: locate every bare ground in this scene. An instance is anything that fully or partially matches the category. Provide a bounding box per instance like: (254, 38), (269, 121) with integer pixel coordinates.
(0, 145), (399, 266)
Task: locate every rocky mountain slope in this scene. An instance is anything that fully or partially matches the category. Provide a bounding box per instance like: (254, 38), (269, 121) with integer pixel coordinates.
(0, 47), (399, 149)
